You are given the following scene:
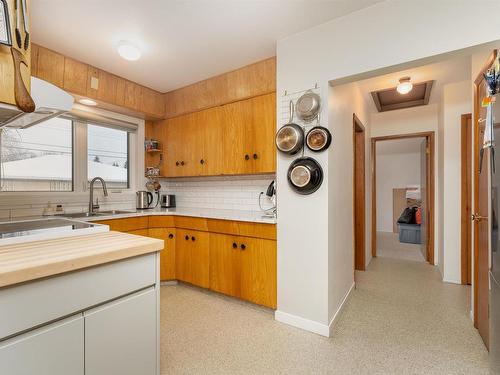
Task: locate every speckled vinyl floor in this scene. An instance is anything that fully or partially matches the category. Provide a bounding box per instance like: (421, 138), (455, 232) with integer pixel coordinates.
(160, 257), (488, 375)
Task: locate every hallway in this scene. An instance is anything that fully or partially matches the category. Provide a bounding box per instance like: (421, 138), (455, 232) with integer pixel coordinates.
(160, 257), (487, 374)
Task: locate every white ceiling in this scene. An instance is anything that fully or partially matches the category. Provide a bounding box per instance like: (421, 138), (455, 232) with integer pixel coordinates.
(31, 0), (382, 92)
(355, 55), (472, 113)
(376, 138), (425, 155)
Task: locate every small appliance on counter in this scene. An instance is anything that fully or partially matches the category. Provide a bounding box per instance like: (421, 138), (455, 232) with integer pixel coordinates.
(259, 180), (276, 218)
(160, 194), (176, 208)
(136, 190), (154, 209)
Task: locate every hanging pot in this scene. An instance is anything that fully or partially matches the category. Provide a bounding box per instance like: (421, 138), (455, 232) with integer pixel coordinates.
(296, 91), (321, 122)
(287, 157), (323, 195)
(306, 126), (332, 152)
(276, 100), (304, 155)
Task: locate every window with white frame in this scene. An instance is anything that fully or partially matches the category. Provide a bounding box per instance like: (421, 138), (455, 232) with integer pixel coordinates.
(0, 114), (136, 192)
(0, 117), (74, 192)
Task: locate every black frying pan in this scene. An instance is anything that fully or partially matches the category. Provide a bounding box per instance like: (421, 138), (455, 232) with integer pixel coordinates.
(287, 157), (323, 195)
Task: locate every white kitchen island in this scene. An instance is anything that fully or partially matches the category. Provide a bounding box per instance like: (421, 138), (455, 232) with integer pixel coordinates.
(0, 231), (163, 375)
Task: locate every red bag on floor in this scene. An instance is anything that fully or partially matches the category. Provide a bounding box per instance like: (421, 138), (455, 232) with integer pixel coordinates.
(415, 207), (422, 224)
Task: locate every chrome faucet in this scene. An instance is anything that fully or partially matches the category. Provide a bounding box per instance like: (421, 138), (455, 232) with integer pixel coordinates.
(89, 177), (108, 214)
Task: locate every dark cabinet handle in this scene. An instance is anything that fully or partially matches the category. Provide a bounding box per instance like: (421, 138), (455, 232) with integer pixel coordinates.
(240, 244), (246, 250)
(168, 233), (174, 239)
(232, 242), (238, 249)
(253, 153), (258, 160)
(191, 236), (196, 241)
(181, 161), (185, 166)
(200, 159), (205, 165)
(185, 235), (189, 240)
(176, 161), (180, 166)
(245, 154), (250, 160)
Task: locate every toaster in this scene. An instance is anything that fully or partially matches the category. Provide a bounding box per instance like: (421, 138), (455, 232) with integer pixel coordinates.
(160, 194), (176, 208)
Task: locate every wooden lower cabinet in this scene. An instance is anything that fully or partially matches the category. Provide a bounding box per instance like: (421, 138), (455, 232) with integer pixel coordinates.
(126, 229), (149, 236)
(210, 233), (277, 308)
(148, 228), (176, 281)
(175, 229), (210, 288)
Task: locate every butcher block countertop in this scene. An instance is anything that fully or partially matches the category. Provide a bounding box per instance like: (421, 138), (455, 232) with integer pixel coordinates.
(0, 231), (163, 288)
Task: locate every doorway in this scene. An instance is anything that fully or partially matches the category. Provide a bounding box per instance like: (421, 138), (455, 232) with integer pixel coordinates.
(353, 114), (366, 271)
(371, 132), (435, 264)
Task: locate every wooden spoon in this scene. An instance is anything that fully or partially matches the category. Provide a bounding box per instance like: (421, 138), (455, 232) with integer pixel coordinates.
(11, 47), (35, 113)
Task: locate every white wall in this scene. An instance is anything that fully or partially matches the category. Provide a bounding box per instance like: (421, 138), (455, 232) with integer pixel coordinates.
(276, 0), (500, 336)
(376, 150), (421, 233)
(441, 80), (473, 283)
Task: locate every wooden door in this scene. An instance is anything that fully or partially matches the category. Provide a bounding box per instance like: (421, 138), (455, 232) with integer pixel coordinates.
(461, 114), (473, 284)
(209, 233), (241, 297)
(474, 52), (496, 349)
(175, 229), (209, 288)
(148, 228), (176, 281)
(239, 237), (277, 308)
(420, 139), (428, 261)
(222, 99), (254, 175)
(353, 116), (365, 271)
(250, 93), (276, 173)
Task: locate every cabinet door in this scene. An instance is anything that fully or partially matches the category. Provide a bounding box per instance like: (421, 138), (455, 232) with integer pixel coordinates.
(127, 229), (150, 236)
(175, 229), (209, 288)
(250, 93), (276, 173)
(182, 112), (205, 176)
(85, 288), (157, 375)
(0, 315), (84, 375)
(209, 233), (241, 297)
(149, 227), (176, 281)
(222, 99), (254, 175)
(36, 46), (65, 87)
(239, 237), (277, 308)
(200, 106), (223, 176)
(163, 118), (184, 177)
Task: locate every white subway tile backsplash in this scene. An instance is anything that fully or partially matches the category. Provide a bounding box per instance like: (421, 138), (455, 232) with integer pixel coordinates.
(159, 175), (276, 212)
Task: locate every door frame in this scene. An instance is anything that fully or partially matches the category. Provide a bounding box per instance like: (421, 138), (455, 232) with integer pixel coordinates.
(461, 113), (473, 285)
(371, 131), (435, 264)
(353, 114), (366, 271)
(473, 50), (497, 328)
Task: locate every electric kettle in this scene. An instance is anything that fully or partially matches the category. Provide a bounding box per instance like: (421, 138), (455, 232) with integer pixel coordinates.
(136, 191), (154, 209)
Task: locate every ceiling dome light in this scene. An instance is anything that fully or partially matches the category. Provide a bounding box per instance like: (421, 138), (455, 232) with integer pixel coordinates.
(397, 77), (413, 94)
(79, 98), (97, 106)
(117, 41), (141, 61)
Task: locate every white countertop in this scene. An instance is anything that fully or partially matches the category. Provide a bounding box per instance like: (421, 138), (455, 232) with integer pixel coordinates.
(82, 207), (277, 224)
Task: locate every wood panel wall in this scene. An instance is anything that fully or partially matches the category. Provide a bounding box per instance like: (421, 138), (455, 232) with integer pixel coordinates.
(164, 57), (276, 119)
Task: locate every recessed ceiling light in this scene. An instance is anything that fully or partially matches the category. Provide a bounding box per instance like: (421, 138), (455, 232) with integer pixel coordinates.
(397, 77), (413, 94)
(79, 98), (97, 106)
(117, 41), (141, 61)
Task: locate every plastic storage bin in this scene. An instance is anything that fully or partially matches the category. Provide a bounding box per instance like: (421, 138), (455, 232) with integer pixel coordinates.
(397, 223), (421, 244)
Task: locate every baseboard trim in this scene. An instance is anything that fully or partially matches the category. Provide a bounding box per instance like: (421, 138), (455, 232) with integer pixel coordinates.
(329, 282), (355, 335)
(442, 278), (461, 285)
(274, 310), (330, 337)
(160, 280), (178, 286)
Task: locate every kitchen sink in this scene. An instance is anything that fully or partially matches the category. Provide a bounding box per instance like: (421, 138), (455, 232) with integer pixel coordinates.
(61, 210), (136, 219)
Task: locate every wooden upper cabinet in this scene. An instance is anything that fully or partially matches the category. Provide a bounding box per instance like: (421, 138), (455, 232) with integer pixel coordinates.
(36, 46), (65, 87)
(63, 57), (88, 96)
(156, 92), (276, 177)
(115, 78), (141, 111)
(140, 87), (165, 118)
(87, 67), (118, 103)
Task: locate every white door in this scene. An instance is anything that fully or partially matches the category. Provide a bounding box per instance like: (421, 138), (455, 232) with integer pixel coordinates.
(84, 287), (157, 375)
(0, 315), (84, 375)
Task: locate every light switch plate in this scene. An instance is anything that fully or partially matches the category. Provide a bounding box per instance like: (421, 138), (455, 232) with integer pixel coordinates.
(90, 76), (99, 90)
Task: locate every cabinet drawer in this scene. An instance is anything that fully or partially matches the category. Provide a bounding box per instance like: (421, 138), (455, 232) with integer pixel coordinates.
(0, 253), (156, 339)
(174, 216), (208, 231)
(207, 219), (276, 240)
(97, 217), (149, 232)
(0, 315), (84, 375)
(149, 216), (175, 228)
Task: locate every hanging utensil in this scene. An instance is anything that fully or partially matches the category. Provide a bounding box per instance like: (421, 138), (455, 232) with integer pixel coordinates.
(276, 100), (304, 155)
(296, 91), (321, 122)
(0, 0), (12, 46)
(20, 0), (28, 50)
(14, 0), (21, 49)
(11, 47), (35, 112)
(305, 115), (332, 152)
(287, 157), (323, 195)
